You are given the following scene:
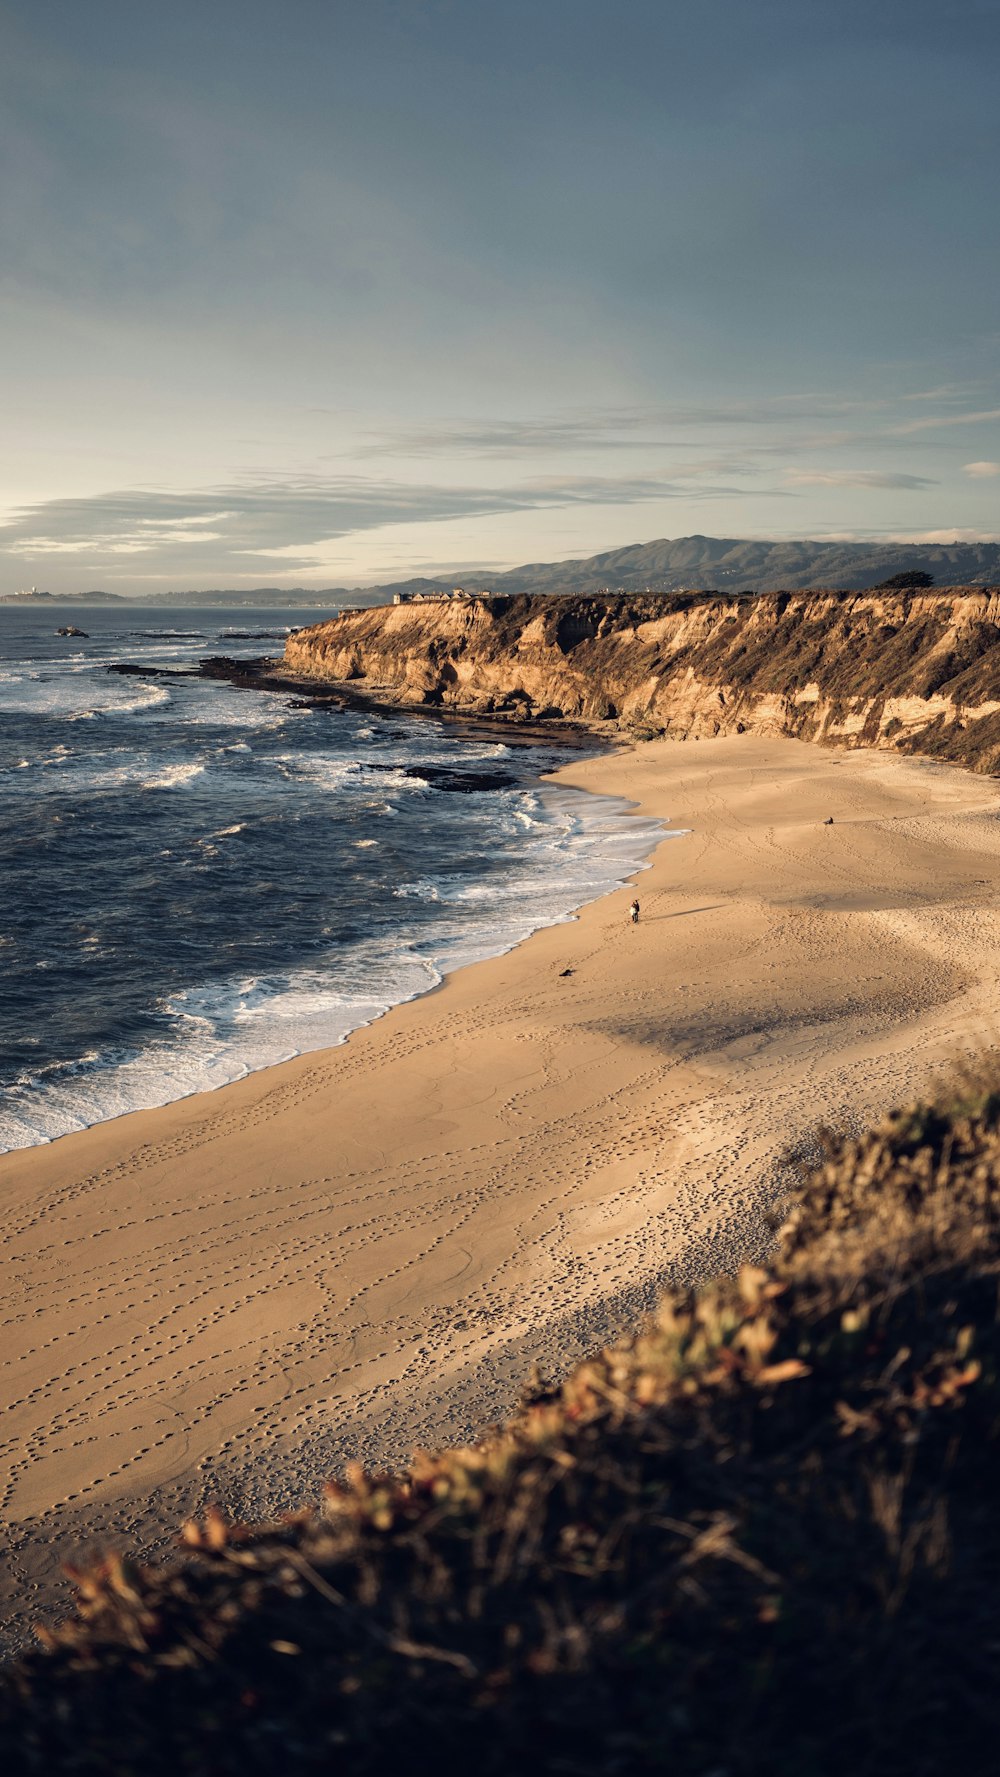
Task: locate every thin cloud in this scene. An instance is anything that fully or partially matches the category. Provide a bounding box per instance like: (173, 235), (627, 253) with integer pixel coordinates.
(354, 395), (927, 460)
(784, 470), (937, 490)
(887, 529), (1000, 544)
(354, 389), (1000, 468)
(895, 384), (983, 403)
(964, 461), (1000, 478)
(890, 407), (1000, 436)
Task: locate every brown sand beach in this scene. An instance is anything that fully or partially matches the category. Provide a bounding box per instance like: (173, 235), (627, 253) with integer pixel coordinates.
(3, 732), (1000, 1651)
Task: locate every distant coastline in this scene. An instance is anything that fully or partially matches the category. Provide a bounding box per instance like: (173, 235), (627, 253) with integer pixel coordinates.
(0, 590), (123, 604)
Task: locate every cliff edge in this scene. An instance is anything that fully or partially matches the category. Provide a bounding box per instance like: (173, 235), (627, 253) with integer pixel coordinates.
(283, 587), (1000, 771)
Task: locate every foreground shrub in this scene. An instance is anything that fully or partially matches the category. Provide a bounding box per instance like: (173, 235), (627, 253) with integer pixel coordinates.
(5, 1091), (1000, 1774)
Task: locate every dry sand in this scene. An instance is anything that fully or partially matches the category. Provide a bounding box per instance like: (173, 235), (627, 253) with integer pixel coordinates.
(4, 733), (1000, 1651)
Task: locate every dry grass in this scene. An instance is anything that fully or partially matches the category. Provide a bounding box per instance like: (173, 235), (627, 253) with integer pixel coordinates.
(5, 1084), (1000, 1773)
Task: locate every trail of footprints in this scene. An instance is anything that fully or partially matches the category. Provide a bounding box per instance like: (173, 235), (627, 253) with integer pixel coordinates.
(1, 1176), (484, 1515)
(0, 1029), (925, 1518)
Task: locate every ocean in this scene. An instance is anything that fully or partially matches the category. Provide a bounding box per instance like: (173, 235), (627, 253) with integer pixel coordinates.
(0, 603), (665, 1154)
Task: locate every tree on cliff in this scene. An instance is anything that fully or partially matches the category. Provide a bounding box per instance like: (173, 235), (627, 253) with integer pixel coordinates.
(870, 570), (935, 589)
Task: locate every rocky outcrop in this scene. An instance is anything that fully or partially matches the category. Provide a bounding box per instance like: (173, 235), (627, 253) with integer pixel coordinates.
(283, 588), (1000, 772)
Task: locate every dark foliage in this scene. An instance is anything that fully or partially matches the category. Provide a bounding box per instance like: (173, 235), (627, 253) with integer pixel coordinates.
(870, 572), (936, 590)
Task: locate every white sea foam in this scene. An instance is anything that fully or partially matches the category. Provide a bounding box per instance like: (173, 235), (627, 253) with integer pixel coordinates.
(270, 754), (359, 790)
(5, 746), (213, 798)
(273, 755), (429, 795)
(0, 952), (441, 1152)
(1, 671), (172, 719)
(105, 684), (173, 716)
(174, 694), (291, 731)
(141, 761), (207, 790)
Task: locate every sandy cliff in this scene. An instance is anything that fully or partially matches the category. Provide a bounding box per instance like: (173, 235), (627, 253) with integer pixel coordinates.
(283, 587), (1000, 771)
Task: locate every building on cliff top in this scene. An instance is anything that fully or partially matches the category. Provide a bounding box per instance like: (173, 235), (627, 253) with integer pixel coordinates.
(392, 588), (478, 605)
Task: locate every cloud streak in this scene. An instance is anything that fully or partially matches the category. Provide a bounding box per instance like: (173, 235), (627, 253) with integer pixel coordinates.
(0, 469), (791, 578)
(354, 403), (859, 460)
(353, 387), (1000, 460)
(784, 470), (937, 490)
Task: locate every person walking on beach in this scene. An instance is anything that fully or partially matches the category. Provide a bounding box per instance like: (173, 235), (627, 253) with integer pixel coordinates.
(629, 898), (640, 925)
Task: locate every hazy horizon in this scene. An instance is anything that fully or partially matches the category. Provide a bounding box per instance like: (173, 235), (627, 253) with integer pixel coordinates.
(3, 0), (999, 595)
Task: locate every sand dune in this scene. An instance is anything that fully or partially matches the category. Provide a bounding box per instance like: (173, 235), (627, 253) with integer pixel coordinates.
(3, 733), (1000, 1650)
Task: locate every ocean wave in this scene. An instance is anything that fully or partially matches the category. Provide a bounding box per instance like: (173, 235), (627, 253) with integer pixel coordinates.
(171, 695), (291, 731)
(270, 754), (359, 790)
(1, 673), (172, 719)
(141, 761), (207, 790)
(2, 746), (213, 797)
(0, 952), (441, 1153)
(0, 785), (671, 1157)
(99, 683), (173, 716)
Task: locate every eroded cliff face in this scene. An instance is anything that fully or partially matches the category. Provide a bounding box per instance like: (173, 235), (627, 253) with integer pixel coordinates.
(283, 589), (1000, 771)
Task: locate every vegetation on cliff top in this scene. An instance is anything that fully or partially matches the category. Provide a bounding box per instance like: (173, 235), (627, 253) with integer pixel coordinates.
(5, 1081), (1000, 1773)
(870, 570), (936, 590)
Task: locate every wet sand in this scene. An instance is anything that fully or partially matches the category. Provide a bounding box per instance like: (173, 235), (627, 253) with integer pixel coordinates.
(4, 733), (1000, 1650)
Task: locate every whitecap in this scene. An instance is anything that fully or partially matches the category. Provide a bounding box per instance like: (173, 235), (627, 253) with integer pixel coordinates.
(2, 674), (172, 719)
(141, 761), (207, 790)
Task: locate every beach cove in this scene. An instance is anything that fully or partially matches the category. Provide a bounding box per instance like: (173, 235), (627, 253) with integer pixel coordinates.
(4, 731), (1000, 1651)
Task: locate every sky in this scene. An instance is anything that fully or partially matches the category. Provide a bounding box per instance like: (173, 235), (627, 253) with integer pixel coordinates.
(1, 0), (999, 595)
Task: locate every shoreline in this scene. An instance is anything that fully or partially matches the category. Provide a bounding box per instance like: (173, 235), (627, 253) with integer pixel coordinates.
(5, 733), (1000, 1651)
(0, 741), (661, 1159)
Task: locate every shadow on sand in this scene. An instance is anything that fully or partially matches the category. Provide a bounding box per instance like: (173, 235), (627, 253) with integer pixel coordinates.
(638, 904), (726, 922)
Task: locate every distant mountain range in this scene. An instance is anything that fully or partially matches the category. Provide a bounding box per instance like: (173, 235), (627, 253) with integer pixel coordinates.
(422, 535), (1000, 598)
(173, 537), (1000, 604)
(7, 537), (1000, 607)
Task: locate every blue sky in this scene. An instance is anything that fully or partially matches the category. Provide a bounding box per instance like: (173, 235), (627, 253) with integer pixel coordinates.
(1, 0), (998, 592)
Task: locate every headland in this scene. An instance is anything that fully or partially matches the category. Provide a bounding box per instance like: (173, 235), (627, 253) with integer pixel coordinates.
(280, 585), (1000, 771)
